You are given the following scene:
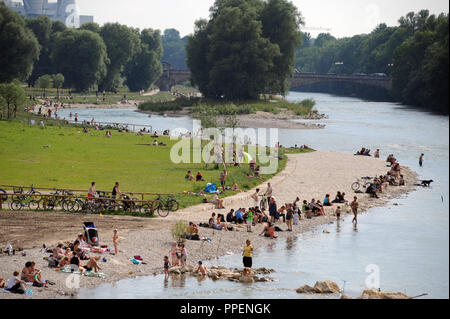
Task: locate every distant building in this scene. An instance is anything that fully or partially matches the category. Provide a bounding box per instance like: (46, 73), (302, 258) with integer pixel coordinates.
(2, 0), (94, 27)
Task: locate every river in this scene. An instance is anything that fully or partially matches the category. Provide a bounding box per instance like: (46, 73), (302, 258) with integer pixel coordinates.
(63, 92), (449, 299)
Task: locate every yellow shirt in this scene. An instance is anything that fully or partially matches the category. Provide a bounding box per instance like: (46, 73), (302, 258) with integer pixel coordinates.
(243, 245), (253, 257)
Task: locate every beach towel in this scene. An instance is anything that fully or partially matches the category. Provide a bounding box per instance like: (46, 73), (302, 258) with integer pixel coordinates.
(2, 288), (33, 295)
(204, 183), (219, 194)
(84, 271), (107, 279)
(130, 258), (142, 265)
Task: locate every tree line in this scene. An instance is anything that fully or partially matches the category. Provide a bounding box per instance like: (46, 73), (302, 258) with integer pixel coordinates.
(295, 10), (449, 113)
(0, 2), (163, 94)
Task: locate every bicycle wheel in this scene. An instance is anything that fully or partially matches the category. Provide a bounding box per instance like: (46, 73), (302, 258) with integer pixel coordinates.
(61, 199), (74, 212)
(157, 202), (170, 218)
(140, 203), (154, 216)
(167, 199), (179, 212)
(28, 200), (40, 211)
(351, 182), (361, 191)
(10, 200), (23, 211)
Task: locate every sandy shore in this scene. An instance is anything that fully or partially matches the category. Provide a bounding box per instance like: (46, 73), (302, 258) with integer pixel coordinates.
(0, 151), (417, 299)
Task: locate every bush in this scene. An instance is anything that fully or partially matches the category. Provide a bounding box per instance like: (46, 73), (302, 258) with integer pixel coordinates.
(171, 220), (188, 243)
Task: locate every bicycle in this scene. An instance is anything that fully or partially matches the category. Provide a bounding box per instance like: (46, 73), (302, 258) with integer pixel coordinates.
(10, 185), (41, 211)
(351, 177), (373, 191)
(154, 194), (179, 217)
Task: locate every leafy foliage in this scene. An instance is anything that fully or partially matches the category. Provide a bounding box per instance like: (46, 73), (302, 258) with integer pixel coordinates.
(98, 23), (141, 92)
(0, 3), (40, 83)
(51, 29), (109, 92)
(187, 0), (302, 99)
(124, 29), (163, 91)
(295, 10), (449, 113)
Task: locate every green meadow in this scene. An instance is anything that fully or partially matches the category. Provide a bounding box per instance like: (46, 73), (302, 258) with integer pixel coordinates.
(0, 121), (312, 210)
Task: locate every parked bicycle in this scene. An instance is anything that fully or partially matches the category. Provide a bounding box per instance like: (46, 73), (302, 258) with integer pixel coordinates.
(154, 194), (179, 217)
(10, 185), (41, 211)
(351, 177), (373, 191)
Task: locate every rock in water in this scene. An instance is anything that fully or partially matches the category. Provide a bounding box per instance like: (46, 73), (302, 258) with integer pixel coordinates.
(360, 289), (410, 299)
(296, 285), (316, 294)
(239, 275), (255, 283)
(313, 281), (341, 294)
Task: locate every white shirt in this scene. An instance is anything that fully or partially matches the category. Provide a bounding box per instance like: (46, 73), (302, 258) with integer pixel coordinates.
(6, 276), (19, 289)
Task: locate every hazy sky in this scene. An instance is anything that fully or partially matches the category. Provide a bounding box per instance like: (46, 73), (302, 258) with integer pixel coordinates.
(77, 0), (449, 38)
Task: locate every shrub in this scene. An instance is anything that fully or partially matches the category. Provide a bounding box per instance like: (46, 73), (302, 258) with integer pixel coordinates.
(171, 221), (188, 243)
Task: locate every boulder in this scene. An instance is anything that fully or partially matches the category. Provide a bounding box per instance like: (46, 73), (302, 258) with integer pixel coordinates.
(239, 275), (255, 283)
(340, 293), (352, 299)
(168, 266), (181, 275)
(360, 289), (409, 299)
(296, 285), (316, 294)
(313, 281), (341, 294)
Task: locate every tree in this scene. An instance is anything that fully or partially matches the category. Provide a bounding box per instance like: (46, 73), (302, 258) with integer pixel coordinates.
(52, 73), (65, 98)
(51, 29), (109, 92)
(98, 23), (141, 92)
(26, 15), (53, 85)
(124, 29), (163, 91)
(162, 29), (189, 69)
(261, 0), (303, 94)
(79, 22), (101, 34)
(0, 3), (40, 83)
(187, 0), (301, 99)
(35, 74), (53, 97)
(0, 82), (26, 119)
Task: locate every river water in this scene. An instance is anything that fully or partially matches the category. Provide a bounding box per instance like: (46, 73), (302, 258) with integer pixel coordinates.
(69, 92), (449, 299)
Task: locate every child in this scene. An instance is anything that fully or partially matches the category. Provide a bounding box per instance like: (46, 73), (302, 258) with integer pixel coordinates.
(170, 242), (179, 266)
(6, 271), (26, 294)
(335, 206), (341, 221)
(247, 209), (253, 232)
(112, 229), (119, 254)
(195, 261), (207, 276)
(163, 256), (170, 276)
(179, 243), (187, 267)
(293, 209), (300, 225)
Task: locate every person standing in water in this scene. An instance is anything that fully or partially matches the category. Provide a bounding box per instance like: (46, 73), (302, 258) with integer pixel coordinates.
(419, 153), (424, 167)
(351, 196), (359, 224)
(243, 240), (253, 272)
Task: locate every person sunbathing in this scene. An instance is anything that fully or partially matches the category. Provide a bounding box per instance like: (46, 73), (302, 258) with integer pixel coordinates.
(196, 172), (204, 181)
(210, 193), (225, 209)
(185, 171), (194, 181)
(208, 217), (229, 231)
(21, 262), (45, 287)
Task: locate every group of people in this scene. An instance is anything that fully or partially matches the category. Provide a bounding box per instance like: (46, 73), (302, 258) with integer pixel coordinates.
(1, 261), (52, 294)
(355, 147), (378, 157)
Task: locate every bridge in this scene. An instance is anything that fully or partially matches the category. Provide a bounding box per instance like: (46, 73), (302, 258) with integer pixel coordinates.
(155, 69), (392, 92)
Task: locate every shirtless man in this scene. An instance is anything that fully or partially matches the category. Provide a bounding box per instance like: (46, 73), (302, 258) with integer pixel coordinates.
(351, 196), (359, 224)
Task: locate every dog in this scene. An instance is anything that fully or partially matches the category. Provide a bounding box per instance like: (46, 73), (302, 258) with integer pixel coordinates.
(421, 180), (434, 187)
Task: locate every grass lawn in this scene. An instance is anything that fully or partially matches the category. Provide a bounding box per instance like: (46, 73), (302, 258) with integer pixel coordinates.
(0, 121), (312, 211)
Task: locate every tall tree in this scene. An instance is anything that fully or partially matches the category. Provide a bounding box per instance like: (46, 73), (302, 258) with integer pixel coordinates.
(124, 29), (163, 91)
(51, 29), (109, 92)
(98, 23), (141, 92)
(187, 0), (303, 99)
(261, 0), (303, 94)
(0, 3), (40, 83)
(35, 74), (53, 97)
(0, 81), (26, 119)
(162, 29), (188, 69)
(26, 15), (53, 85)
